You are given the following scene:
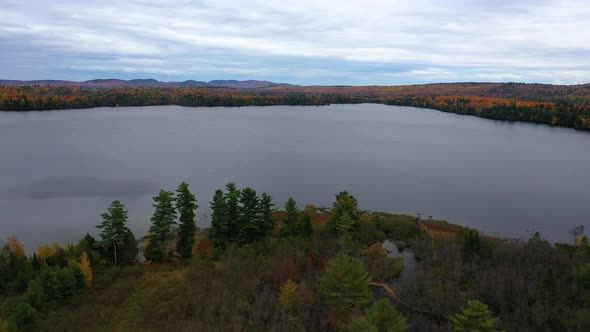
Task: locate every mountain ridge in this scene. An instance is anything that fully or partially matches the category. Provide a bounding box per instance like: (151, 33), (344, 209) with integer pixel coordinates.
(0, 79), (291, 89)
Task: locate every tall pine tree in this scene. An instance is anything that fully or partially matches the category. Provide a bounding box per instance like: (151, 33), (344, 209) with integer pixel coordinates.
(259, 193), (276, 237)
(224, 183), (241, 244)
(146, 190), (177, 262)
(238, 187), (260, 244)
(209, 189), (228, 249)
(176, 182), (198, 259)
(329, 191), (360, 232)
(336, 213), (355, 254)
(319, 253), (372, 317)
(281, 198), (299, 237)
(96, 200), (132, 265)
(299, 212), (313, 238)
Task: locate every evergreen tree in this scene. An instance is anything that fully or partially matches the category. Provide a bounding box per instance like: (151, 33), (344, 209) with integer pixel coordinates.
(462, 229), (481, 261)
(319, 253), (372, 316)
(281, 198), (299, 237)
(224, 183), (241, 243)
(146, 190), (177, 262)
(96, 200), (132, 265)
(299, 212), (313, 238)
(354, 299), (407, 332)
(209, 189), (228, 249)
(31, 254), (41, 271)
(336, 213), (355, 254)
(238, 187), (261, 244)
(120, 231), (138, 264)
(328, 191), (360, 232)
(259, 193), (276, 237)
(176, 182), (198, 259)
(450, 300), (502, 332)
(539, 269), (556, 302)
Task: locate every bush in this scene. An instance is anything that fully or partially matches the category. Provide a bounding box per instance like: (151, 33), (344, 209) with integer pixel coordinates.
(374, 213), (423, 242)
(358, 220), (386, 246)
(35, 266), (80, 304)
(364, 256), (404, 281)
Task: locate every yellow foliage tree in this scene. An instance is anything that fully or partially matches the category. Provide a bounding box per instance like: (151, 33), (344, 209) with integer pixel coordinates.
(37, 244), (62, 264)
(7, 236), (26, 256)
(278, 279), (299, 310)
(78, 252), (93, 288)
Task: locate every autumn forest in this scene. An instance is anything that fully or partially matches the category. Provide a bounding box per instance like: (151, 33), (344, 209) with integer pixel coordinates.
(1, 82), (590, 130)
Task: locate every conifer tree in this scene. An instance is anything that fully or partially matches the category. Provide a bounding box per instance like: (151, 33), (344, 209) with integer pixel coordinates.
(238, 187), (260, 244)
(450, 300), (502, 332)
(224, 183), (241, 243)
(356, 299), (407, 332)
(176, 182), (198, 259)
(120, 231), (138, 264)
(209, 189), (228, 249)
(281, 198), (299, 237)
(336, 213), (355, 254)
(319, 253), (372, 316)
(299, 212), (313, 238)
(462, 229), (481, 261)
(329, 191), (360, 232)
(96, 200), (132, 265)
(259, 193), (276, 237)
(146, 190), (177, 262)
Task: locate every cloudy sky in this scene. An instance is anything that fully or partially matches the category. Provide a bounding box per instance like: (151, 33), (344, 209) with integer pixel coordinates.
(1, 0), (589, 85)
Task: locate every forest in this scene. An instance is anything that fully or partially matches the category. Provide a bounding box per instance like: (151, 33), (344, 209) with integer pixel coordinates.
(1, 182), (589, 331)
(1, 82), (590, 130)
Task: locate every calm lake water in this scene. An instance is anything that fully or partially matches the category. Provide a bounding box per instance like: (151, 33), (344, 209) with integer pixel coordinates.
(1, 104), (588, 250)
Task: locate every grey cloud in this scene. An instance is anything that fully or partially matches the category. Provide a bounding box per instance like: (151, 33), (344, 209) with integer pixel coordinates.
(1, 0), (589, 84)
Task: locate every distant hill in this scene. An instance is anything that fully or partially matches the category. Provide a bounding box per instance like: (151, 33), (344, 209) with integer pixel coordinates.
(0, 79), (291, 89)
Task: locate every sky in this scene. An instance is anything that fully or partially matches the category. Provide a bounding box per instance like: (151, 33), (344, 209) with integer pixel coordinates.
(1, 0), (589, 85)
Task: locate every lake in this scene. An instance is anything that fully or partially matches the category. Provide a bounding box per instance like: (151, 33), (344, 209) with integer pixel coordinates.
(1, 104), (588, 250)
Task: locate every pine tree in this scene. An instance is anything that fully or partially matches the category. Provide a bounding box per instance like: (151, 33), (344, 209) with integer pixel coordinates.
(120, 231), (138, 264)
(238, 187), (260, 244)
(299, 212), (313, 238)
(319, 253), (372, 315)
(146, 190), (177, 262)
(31, 254), (41, 271)
(176, 182), (198, 259)
(336, 213), (355, 254)
(96, 200), (132, 265)
(462, 229), (481, 261)
(356, 299), (407, 332)
(209, 189), (228, 249)
(281, 198), (299, 237)
(259, 193), (276, 237)
(450, 300), (502, 332)
(328, 191), (359, 232)
(224, 183), (241, 243)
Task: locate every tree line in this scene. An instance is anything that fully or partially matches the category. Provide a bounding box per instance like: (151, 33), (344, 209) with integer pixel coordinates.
(1, 85), (590, 130)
